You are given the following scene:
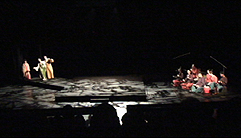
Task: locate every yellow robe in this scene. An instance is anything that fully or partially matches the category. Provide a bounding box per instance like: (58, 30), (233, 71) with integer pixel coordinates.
(45, 58), (54, 79)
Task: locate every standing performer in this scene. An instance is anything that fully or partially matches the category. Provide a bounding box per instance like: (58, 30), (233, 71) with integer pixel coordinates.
(44, 56), (54, 79)
(33, 58), (47, 80)
(22, 59), (31, 79)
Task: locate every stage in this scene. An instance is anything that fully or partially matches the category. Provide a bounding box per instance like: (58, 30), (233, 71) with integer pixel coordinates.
(1, 75), (241, 137)
(1, 75), (238, 108)
(0, 75), (240, 123)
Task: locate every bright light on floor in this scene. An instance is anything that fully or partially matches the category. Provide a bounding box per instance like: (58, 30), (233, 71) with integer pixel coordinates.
(115, 106), (127, 125)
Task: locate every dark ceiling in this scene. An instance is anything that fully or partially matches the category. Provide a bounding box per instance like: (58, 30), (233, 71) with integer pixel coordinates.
(0, 1), (240, 81)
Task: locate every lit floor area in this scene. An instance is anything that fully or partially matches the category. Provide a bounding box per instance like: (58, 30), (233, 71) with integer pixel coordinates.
(0, 75), (241, 137)
(0, 75), (240, 124)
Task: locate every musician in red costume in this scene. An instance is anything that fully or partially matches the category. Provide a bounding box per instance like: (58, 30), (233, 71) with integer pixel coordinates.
(209, 71), (227, 94)
(181, 69), (195, 90)
(206, 69), (218, 84)
(205, 69), (218, 94)
(190, 64), (200, 81)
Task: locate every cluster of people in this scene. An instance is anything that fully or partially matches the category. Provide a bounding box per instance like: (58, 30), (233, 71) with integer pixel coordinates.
(22, 56), (55, 81)
(172, 64), (228, 95)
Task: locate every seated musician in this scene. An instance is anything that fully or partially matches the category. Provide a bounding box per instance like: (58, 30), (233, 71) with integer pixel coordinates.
(181, 69), (195, 90)
(209, 71), (228, 94)
(190, 64), (201, 82)
(205, 69), (218, 94)
(172, 67), (184, 87)
(190, 72), (206, 93)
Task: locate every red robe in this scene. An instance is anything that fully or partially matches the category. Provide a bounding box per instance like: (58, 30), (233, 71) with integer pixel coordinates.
(22, 62), (31, 79)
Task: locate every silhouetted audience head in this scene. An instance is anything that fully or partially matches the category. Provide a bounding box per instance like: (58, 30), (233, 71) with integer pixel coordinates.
(90, 102), (120, 127)
(53, 104), (87, 137)
(88, 102), (120, 137)
(119, 111), (149, 137)
(62, 104), (75, 118)
(122, 111), (146, 126)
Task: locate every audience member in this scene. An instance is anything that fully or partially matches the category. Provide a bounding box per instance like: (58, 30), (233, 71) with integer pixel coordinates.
(118, 111), (149, 137)
(87, 102), (121, 137)
(49, 105), (87, 137)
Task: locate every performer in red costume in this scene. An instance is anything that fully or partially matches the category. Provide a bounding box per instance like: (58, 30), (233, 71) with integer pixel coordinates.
(206, 69), (218, 85)
(208, 71), (228, 94)
(22, 59), (31, 79)
(181, 69), (195, 90)
(190, 64), (200, 81)
(206, 69), (220, 94)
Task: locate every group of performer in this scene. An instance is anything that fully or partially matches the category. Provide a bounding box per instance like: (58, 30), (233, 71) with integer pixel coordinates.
(22, 56), (55, 81)
(172, 64), (228, 95)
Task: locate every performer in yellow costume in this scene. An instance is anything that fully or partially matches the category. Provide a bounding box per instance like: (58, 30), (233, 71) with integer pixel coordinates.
(44, 56), (54, 79)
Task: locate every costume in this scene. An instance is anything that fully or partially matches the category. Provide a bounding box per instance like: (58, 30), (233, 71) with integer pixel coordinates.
(172, 67), (184, 87)
(34, 60), (47, 80)
(206, 74), (212, 83)
(207, 74), (218, 91)
(44, 56), (54, 79)
(181, 71), (195, 90)
(190, 64), (199, 79)
(217, 76), (228, 92)
(191, 76), (206, 93)
(22, 61), (31, 79)
(210, 75), (228, 93)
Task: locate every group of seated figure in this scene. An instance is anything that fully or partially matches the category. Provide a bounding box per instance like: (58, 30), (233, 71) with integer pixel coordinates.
(172, 64), (228, 95)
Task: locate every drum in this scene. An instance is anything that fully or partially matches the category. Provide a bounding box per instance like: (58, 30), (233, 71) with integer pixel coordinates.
(204, 86), (211, 94)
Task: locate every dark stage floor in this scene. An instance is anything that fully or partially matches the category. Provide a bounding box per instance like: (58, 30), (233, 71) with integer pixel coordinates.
(1, 75), (240, 108)
(0, 75), (240, 120)
(0, 75), (241, 137)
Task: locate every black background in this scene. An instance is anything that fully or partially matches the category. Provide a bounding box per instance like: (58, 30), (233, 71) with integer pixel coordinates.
(0, 1), (240, 86)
